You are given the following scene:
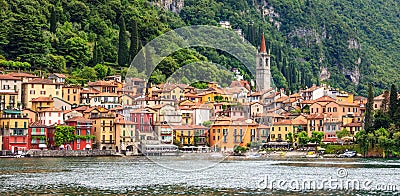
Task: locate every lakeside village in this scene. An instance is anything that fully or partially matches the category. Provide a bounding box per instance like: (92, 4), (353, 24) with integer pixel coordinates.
(0, 36), (395, 158)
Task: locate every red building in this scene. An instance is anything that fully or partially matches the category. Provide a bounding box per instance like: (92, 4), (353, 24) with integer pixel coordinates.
(28, 122), (48, 149)
(65, 116), (94, 150)
(1, 110), (30, 153)
(130, 108), (156, 133)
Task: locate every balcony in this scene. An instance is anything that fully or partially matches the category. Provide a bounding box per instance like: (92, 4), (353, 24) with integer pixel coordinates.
(31, 131), (46, 135)
(31, 139), (46, 144)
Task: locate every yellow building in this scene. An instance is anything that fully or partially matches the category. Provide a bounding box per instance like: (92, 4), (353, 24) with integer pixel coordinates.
(173, 125), (195, 145)
(114, 116), (137, 153)
(30, 96), (54, 112)
(270, 120), (294, 142)
(198, 91), (221, 103)
(21, 78), (62, 109)
(87, 107), (116, 150)
(336, 92), (354, 103)
(306, 113), (325, 137)
(0, 110), (30, 151)
(62, 85), (81, 106)
(209, 117), (258, 151)
(155, 84), (185, 100)
(0, 91), (18, 110)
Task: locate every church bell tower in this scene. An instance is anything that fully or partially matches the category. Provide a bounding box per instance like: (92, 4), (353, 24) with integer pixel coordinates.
(256, 34), (271, 91)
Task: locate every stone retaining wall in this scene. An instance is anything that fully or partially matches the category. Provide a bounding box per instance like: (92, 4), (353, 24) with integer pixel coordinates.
(27, 150), (116, 157)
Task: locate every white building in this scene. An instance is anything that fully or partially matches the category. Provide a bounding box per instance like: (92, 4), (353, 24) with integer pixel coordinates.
(0, 74), (22, 103)
(300, 85), (325, 100)
(38, 107), (64, 126)
(89, 92), (121, 109)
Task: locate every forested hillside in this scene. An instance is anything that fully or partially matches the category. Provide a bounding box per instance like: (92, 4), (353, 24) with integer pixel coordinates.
(0, 0), (399, 95)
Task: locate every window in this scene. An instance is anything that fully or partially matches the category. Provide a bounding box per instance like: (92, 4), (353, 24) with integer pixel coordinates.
(333, 107), (337, 112)
(123, 131), (126, 137)
(110, 135), (113, 143)
(30, 90), (35, 94)
(42, 84), (44, 89)
(24, 122), (27, 128)
(14, 121), (18, 128)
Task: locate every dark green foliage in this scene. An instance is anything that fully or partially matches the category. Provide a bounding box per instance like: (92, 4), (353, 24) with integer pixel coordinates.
(389, 84), (398, 118)
(364, 83), (374, 134)
(129, 20), (139, 63)
(118, 16), (129, 67)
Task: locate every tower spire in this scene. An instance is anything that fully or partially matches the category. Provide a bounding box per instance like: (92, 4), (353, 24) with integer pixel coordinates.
(260, 34), (266, 53)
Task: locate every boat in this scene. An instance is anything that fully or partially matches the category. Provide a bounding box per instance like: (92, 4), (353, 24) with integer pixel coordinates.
(246, 153), (262, 159)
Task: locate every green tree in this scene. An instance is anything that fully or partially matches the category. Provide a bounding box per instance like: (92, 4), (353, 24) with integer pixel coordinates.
(49, 5), (58, 33)
(129, 20), (139, 62)
(355, 130), (368, 157)
(79, 66), (97, 81)
(336, 128), (351, 141)
(118, 16), (129, 67)
(63, 36), (91, 68)
(296, 131), (309, 148)
(389, 84), (398, 119)
(54, 125), (76, 147)
(364, 83), (374, 134)
(94, 64), (108, 79)
(46, 54), (66, 73)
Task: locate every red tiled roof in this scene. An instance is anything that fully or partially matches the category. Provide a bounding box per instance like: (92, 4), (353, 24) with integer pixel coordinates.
(306, 113), (325, 119)
(343, 122), (362, 127)
(30, 97), (54, 102)
(52, 73), (66, 78)
(23, 78), (60, 84)
(88, 80), (118, 87)
(0, 74), (21, 80)
(315, 95), (336, 102)
(273, 119), (292, 125)
(7, 72), (38, 78)
(65, 116), (92, 123)
(74, 106), (88, 111)
(29, 121), (47, 127)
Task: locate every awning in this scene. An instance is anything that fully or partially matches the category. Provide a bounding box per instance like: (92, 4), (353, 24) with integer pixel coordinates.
(85, 144), (91, 149)
(39, 144), (47, 148)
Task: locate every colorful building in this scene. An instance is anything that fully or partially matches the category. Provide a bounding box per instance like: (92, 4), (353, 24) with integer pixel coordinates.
(62, 85), (81, 106)
(209, 118), (258, 151)
(28, 122), (48, 149)
(21, 78), (62, 109)
(114, 116), (136, 153)
(65, 116), (94, 150)
(0, 110), (29, 153)
(87, 107), (116, 150)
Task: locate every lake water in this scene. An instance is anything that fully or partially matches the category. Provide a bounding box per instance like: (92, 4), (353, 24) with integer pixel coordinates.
(1, 154), (400, 195)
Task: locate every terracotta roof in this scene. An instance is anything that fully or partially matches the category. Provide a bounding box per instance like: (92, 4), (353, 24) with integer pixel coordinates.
(51, 73), (66, 78)
(30, 97), (53, 102)
(343, 122), (362, 127)
(276, 96), (289, 102)
(114, 117), (136, 124)
(184, 93), (200, 98)
(65, 116), (92, 123)
(301, 100), (316, 104)
(306, 113), (325, 119)
(7, 72), (38, 78)
(302, 85), (322, 92)
(88, 80), (118, 87)
(23, 78), (60, 84)
(273, 119), (292, 125)
(0, 74), (21, 80)
(81, 88), (100, 94)
(40, 107), (63, 112)
(291, 116), (307, 125)
(180, 101), (196, 106)
(29, 121), (47, 127)
(151, 104), (166, 109)
(315, 95), (336, 102)
(74, 106), (88, 111)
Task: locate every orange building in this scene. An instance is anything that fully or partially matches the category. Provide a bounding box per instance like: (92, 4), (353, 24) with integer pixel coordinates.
(209, 117), (258, 152)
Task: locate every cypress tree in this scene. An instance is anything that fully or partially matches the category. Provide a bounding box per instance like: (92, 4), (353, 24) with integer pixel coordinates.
(118, 16), (129, 67)
(49, 6), (58, 33)
(364, 83), (374, 134)
(129, 20), (139, 63)
(389, 84), (398, 118)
